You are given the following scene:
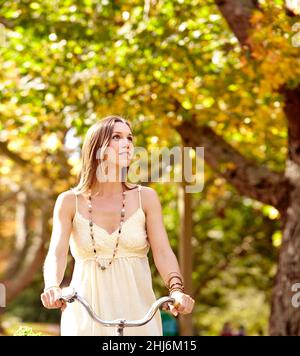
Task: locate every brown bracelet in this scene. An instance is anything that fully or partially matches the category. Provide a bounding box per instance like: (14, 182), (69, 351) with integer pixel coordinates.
(166, 272), (183, 283)
(167, 275), (184, 288)
(169, 283), (184, 289)
(169, 282), (184, 290)
(166, 272), (182, 278)
(169, 281), (185, 292)
(169, 287), (185, 294)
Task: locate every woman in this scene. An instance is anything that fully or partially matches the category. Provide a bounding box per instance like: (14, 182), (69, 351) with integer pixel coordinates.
(41, 115), (195, 336)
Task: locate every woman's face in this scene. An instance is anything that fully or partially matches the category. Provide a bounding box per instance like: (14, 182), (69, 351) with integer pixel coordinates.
(104, 122), (134, 168)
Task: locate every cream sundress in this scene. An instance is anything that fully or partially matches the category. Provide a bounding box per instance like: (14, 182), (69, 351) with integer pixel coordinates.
(60, 185), (163, 336)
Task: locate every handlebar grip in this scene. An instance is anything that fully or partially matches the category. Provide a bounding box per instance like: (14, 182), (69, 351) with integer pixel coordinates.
(59, 287), (77, 303)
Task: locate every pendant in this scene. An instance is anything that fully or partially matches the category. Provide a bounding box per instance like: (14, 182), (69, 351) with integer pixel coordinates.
(97, 261), (106, 270)
(96, 259), (107, 271)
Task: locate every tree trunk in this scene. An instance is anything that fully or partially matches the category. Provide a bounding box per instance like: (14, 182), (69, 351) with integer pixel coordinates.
(1, 202), (52, 303)
(177, 112), (300, 335)
(270, 185), (300, 335)
(270, 86), (300, 335)
(4, 191), (30, 279)
(178, 145), (194, 336)
(215, 0), (260, 48)
(213, 0), (300, 335)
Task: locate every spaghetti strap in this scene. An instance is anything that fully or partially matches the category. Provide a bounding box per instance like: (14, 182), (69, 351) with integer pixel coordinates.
(138, 185), (142, 209)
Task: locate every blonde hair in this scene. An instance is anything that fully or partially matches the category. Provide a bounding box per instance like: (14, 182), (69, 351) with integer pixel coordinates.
(73, 115), (138, 195)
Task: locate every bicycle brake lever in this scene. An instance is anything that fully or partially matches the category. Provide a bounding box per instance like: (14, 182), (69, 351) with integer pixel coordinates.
(161, 302), (170, 311)
(161, 298), (175, 311)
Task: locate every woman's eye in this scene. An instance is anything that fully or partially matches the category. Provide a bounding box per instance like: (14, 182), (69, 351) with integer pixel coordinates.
(112, 135), (133, 142)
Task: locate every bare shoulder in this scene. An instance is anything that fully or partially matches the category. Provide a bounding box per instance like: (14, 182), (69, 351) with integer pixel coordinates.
(55, 190), (76, 219)
(140, 185), (159, 197)
(56, 189), (76, 205)
(140, 186), (161, 214)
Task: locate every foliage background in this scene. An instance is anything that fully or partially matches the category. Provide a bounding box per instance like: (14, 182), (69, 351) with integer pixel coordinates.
(1, 0), (299, 335)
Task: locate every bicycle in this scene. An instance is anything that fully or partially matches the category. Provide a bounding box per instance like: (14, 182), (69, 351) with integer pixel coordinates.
(60, 287), (175, 336)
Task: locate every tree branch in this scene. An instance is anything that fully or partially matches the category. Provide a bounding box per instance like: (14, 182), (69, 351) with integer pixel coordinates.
(280, 85), (300, 166)
(0, 142), (29, 167)
(0, 140), (73, 184)
(0, 190), (19, 205)
(193, 242), (247, 299)
(215, 0), (260, 49)
(177, 121), (290, 211)
(215, 0), (300, 195)
(0, 16), (14, 29)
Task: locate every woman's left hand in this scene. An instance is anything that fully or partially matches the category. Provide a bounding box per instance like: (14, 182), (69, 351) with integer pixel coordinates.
(168, 291), (195, 317)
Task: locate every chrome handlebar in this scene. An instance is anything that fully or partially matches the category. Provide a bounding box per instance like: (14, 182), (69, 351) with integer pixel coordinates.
(60, 287), (175, 329)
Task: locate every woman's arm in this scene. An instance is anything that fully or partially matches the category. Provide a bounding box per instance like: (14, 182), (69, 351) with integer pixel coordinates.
(41, 190), (75, 309)
(143, 187), (195, 316)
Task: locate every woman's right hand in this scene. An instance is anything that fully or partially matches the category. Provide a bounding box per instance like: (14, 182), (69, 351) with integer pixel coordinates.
(40, 287), (66, 311)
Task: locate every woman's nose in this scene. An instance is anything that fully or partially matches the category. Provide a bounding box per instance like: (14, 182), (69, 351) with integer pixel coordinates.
(119, 138), (131, 147)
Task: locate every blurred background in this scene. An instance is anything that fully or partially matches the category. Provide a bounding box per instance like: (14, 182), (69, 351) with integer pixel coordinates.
(0, 0), (300, 336)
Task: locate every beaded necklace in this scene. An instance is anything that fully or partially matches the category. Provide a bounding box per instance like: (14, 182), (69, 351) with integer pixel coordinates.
(87, 185), (126, 271)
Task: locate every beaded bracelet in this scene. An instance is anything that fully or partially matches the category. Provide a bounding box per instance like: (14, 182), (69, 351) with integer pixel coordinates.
(166, 271), (182, 278)
(165, 272), (185, 295)
(167, 276), (183, 286)
(169, 287), (185, 294)
(169, 282), (184, 289)
(168, 280), (185, 293)
(166, 272), (184, 281)
(166, 275), (184, 288)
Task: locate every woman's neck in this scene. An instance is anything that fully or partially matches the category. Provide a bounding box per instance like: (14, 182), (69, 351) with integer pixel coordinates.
(91, 182), (125, 198)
